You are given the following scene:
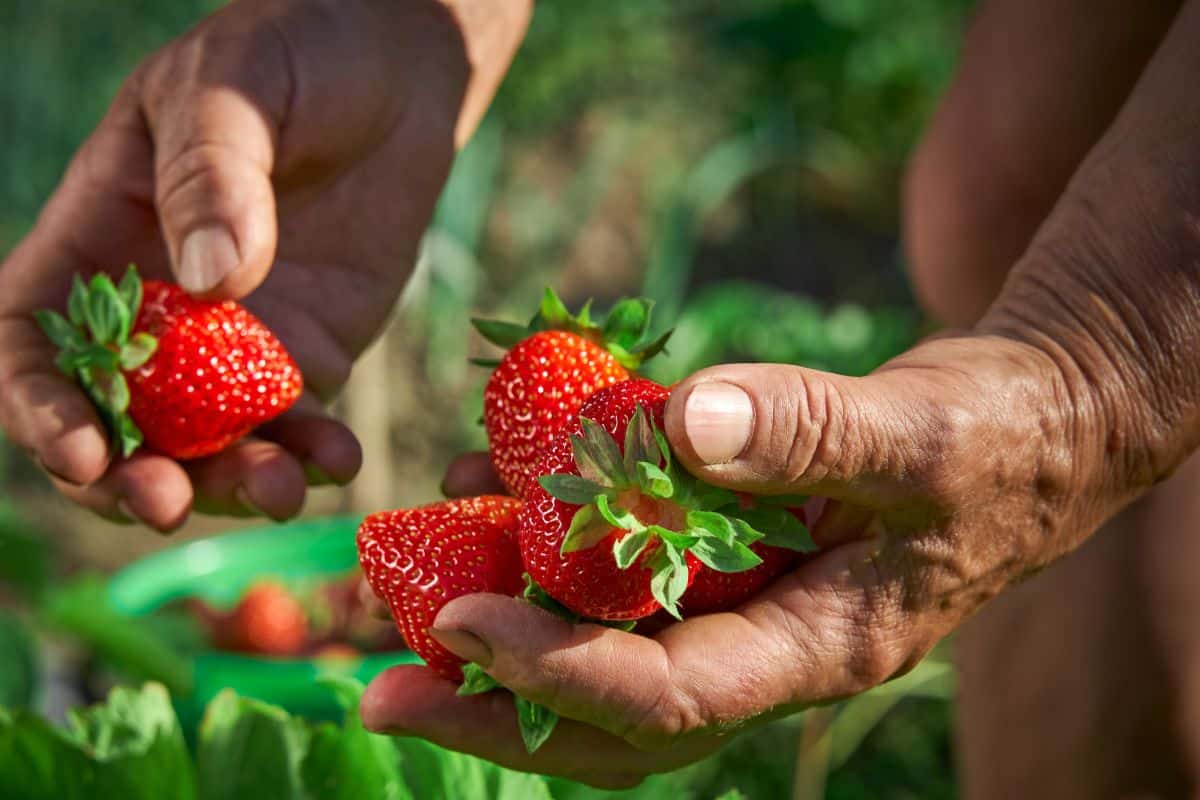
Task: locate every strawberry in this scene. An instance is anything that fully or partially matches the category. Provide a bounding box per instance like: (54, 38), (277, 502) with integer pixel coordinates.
(213, 581), (309, 657)
(356, 496), (524, 681)
(521, 378), (818, 620)
(473, 289), (672, 499)
(36, 266), (302, 460)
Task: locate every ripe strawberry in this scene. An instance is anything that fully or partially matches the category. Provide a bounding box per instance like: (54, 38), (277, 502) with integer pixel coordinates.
(356, 496), (524, 681)
(214, 581), (309, 657)
(36, 266), (302, 460)
(474, 289), (671, 499)
(521, 379), (818, 620)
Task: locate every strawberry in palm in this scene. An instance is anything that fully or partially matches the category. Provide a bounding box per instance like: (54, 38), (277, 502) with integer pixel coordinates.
(473, 289), (671, 500)
(522, 379), (817, 620)
(35, 266), (302, 460)
(356, 495), (524, 681)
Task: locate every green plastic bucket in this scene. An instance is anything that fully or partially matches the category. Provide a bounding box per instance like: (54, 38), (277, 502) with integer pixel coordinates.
(107, 515), (420, 727)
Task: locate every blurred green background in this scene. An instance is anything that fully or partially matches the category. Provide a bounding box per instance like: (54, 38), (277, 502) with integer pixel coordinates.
(0, 1), (971, 797)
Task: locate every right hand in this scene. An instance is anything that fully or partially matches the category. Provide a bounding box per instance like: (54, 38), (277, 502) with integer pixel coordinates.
(0, 0), (508, 531)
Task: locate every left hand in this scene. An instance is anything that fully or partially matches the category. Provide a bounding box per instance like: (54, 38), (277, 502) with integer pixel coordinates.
(358, 329), (1142, 788)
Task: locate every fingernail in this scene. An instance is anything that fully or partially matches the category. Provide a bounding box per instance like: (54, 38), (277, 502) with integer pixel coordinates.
(428, 628), (492, 667)
(684, 382), (754, 464)
(179, 226), (239, 294)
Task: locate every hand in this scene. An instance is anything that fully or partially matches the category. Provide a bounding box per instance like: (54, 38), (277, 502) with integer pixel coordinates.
(0, 0), (528, 530)
(360, 1), (1200, 785)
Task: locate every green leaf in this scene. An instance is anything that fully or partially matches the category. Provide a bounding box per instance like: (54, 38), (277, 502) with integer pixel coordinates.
(653, 526), (699, 551)
(622, 405), (659, 476)
(117, 265), (143, 320)
(85, 273), (129, 345)
(315, 674), (366, 712)
(515, 696), (558, 754)
(198, 690), (309, 800)
(396, 736), (552, 800)
(594, 494), (641, 532)
(755, 493), (810, 508)
(690, 537), (764, 573)
(649, 544), (690, 620)
(572, 417), (628, 487)
(653, 425), (672, 470)
(602, 297), (652, 348)
(686, 510), (737, 545)
(561, 504), (615, 554)
(576, 298), (594, 328)
(691, 482), (739, 511)
(119, 332), (158, 371)
(116, 415), (145, 458)
(538, 287), (572, 328)
(538, 474), (610, 505)
(68, 274), (89, 326)
(521, 575), (581, 623)
(468, 357), (502, 368)
(0, 611), (36, 707)
(458, 663), (500, 696)
(637, 461), (674, 499)
(758, 523), (818, 554)
(0, 683), (196, 800)
(630, 328), (673, 360)
(737, 507), (818, 553)
(470, 318), (531, 349)
(34, 310), (84, 351)
(612, 529), (652, 569)
(97, 371), (131, 415)
(302, 692), (413, 800)
(729, 517), (767, 547)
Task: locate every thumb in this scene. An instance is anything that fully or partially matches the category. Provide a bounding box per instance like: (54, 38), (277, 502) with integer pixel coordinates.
(664, 363), (924, 502)
(142, 41), (284, 298)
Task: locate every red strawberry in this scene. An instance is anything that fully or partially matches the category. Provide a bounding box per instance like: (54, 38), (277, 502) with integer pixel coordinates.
(474, 289), (671, 499)
(36, 266), (302, 460)
(521, 379), (818, 620)
(356, 496), (524, 681)
(213, 581), (309, 657)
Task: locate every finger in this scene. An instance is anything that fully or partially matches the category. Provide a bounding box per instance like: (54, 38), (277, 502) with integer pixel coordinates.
(431, 540), (934, 750)
(187, 438), (307, 521)
(663, 364), (928, 503)
(53, 452), (193, 533)
(139, 22), (291, 298)
(256, 398), (362, 487)
(904, 0), (1181, 325)
(441, 452), (506, 498)
(360, 665), (698, 788)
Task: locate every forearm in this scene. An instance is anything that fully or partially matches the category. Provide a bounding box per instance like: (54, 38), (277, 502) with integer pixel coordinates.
(980, 0), (1200, 490)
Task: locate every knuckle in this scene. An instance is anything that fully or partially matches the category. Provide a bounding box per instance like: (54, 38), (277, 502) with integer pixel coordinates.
(621, 678), (707, 751)
(774, 372), (856, 486)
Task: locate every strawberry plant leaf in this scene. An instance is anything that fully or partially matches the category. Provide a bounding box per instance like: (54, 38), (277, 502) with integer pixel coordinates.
(469, 357), (502, 368)
(538, 474), (611, 505)
(759, 521), (818, 553)
(603, 298), (652, 349)
(729, 517), (767, 546)
(34, 310), (84, 351)
(595, 494), (641, 531)
(471, 318), (532, 349)
(686, 510), (737, 545)
(68, 274), (89, 326)
(119, 333), (158, 371)
(755, 493), (810, 508)
(515, 696), (558, 754)
(653, 425), (672, 470)
(692, 483), (739, 511)
(649, 544), (689, 620)
(622, 405), (659, 475)
(631, 328), (674, 359)
(116, 415), (144, 458)
(458, 663), (501, 696)
(690, 537), (764, 573)
(576, 298), (594, 328)
(654, 526), (699, 551)
(117, 265), (142, 320)
(637, 461), (674, 499)
(613, 529), (652, 569)
(522, 574), (583, 623)
(86, 273), (127, 344)
(733, 507), (816, 551)
(573, 417), (628, 487)
(539, 287), (573, 328)
(561, 505), (614, 554)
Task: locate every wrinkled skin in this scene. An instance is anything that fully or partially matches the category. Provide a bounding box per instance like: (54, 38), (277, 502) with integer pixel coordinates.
(361, 0), (1200, 791)
(6, 0), (1200, 792)
(0, 0), (530, 530)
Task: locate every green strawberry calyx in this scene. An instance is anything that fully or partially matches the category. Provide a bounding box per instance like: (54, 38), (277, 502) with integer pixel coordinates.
(537, 406), (817, 619)
(470, 287), (673, 371)
(34, 265), (156, 457)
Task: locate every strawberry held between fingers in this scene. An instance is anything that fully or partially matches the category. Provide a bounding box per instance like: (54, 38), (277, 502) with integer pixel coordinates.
(474, 288), (672, 500)
(35, 266), (302, 460)
(356, 495), (524, 681)
(521, 378), (819, 621)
